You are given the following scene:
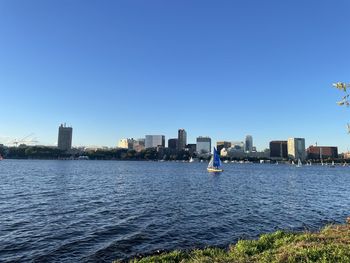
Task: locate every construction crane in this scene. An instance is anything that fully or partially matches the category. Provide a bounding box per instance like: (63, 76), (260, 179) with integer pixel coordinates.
(11, 133), (39, 147)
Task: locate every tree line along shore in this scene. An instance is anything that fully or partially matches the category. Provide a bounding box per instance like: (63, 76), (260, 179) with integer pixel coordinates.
(0, 145), (345, 163)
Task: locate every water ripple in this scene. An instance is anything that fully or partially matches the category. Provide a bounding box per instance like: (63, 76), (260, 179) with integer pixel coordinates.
(1, 160), (350, 262)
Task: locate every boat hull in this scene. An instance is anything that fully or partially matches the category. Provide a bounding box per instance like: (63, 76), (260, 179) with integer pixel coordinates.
(207, 168), (223, 173)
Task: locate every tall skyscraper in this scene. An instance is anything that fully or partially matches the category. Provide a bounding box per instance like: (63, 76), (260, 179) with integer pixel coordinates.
(287, 138), (306, 161)
(245, 135), (253, 152)
(145, 135), (165, 149)
(177, 129), (187, 151)
(196, 136), (211, 154)
(57, 123), (73, 151)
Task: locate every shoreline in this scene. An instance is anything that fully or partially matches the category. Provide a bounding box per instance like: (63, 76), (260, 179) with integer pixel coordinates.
(117, 218), (350, 263)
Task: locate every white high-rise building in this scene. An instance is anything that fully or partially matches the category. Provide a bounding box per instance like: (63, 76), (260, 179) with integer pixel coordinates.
(287, 138), (306, 161)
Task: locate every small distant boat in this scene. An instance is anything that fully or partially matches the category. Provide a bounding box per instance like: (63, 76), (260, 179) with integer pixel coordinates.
(0, 154), (3, 161)
(291, 160), (295, 165)
(343, 162), (347, 167)
(276, 161), (279, 165)
(296, 158), (302, 168)
(224, 160), (229, 164)
(207, 147), (223, 173)
(189, 157), (194, 163)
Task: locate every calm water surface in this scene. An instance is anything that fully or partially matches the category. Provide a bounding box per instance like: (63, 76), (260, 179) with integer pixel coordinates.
(1, 160), (350, 262)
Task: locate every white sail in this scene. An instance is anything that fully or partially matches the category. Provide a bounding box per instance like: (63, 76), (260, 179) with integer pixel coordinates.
(296, 159), (302, 167)
(208, 155), (214, 168)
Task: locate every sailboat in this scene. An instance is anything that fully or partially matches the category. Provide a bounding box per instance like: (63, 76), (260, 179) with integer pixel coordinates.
(330, 161), (335, 168)
(189, 157), (194, 163)
(296, 158), (302, 168)
(207, 147), (223, 172)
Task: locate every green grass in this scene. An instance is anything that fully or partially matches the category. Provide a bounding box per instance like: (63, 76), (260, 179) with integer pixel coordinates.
(117, 222), (350, 263)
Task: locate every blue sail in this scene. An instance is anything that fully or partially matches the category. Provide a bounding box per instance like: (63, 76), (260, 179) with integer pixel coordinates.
(213, 147), (221, 168)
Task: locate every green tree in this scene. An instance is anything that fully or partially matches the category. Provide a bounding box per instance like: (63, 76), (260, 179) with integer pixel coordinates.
(333, 82), (350, 133)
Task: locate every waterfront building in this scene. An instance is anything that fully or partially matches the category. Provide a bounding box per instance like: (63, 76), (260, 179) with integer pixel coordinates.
(287, 138), (306, 161)
(231, 141), (245, 152)
(133, 138), (145, 152)
(196, 136), (211, 154)
(118, 138), (135, 149)
(245, 135), (253, 152)
(186, 143), (196, 154)
(177, 129), (187, 151)
(57, 123), (73, 151)
(217, 141), (231, 154)
(168, 138), (178, 151)
(307, 146), (338, 159)
(145, 135), (165, 149)
(270, 140), (288, 159)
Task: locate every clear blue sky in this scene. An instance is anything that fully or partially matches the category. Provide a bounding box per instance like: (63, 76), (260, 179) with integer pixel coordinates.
(1, 0), (350, 151)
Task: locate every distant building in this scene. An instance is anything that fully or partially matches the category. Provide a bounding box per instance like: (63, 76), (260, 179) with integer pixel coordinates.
(145, 135), (165, 149)
(177, 129), (187, 151)
(287, 138), (306, 161)
(196, 136), (211, 154)
(133, 138), (145, 152)
(57, 123), (73, 151)
(270, 140), (288, 159)
(343, 152), (350, 159)
(118, 138), (135, 149)
(217, 141), (231, 154)
(231, 141), (245, 152)
(186, 143), (196, 154)
(168, 138), (178, 151)
(245, 135), (253, 152)
(307, 146), (338, 159)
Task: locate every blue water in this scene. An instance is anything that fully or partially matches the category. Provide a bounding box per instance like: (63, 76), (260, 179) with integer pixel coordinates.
(1, 160), (349, 262)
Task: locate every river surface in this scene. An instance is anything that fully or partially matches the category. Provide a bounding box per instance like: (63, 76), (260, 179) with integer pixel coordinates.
(1, 160), (349, 262)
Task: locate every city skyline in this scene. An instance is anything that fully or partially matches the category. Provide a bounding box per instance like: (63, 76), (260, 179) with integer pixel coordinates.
(1, 1), (350, 151)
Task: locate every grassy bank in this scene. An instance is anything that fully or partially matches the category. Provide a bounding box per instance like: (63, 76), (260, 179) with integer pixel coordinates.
(121, 220), (350, 263)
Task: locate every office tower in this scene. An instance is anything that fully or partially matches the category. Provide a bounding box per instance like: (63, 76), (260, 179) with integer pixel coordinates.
(245, 135), (253, 152)
(168, 138), (178, 151)
(177, 129), (187, 150)
(145, 135), (165, 149)
(196, 136), (211, 154)
(307, 146), (338, 159)
(57, 123), (73, 151)
(287, 138), (306, 161)
(269, 141), (288, 159)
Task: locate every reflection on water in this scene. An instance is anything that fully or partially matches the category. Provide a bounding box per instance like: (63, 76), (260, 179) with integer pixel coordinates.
(1, 160), (349, 262)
